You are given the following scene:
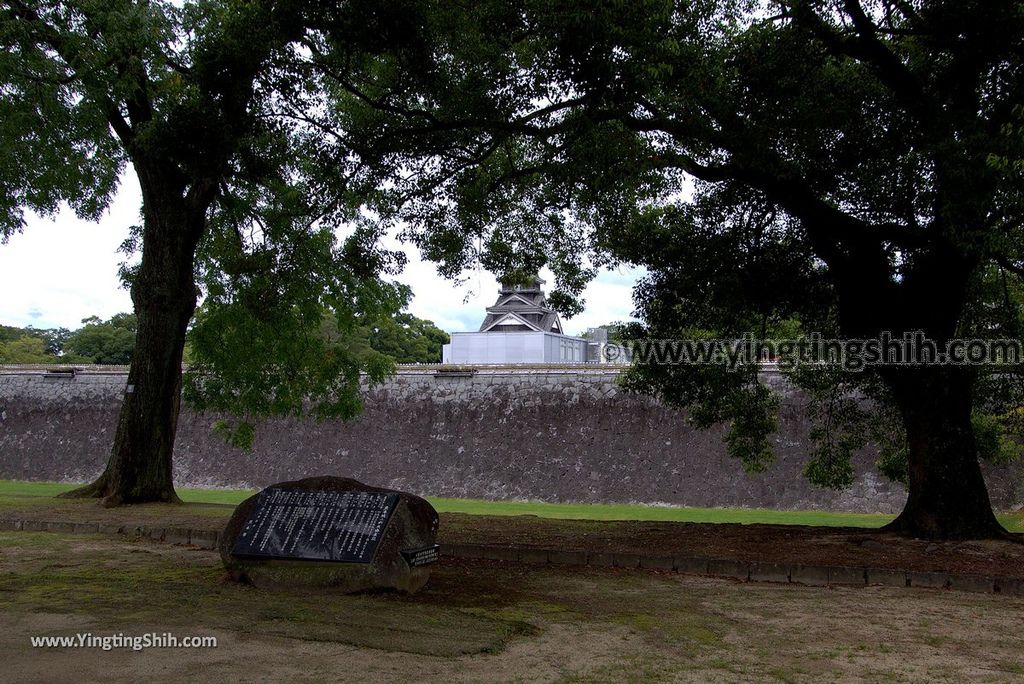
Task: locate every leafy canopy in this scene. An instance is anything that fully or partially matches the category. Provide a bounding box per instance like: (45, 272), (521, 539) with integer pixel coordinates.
(1, 0), (454, 445)
(333, 0), (1024, 486)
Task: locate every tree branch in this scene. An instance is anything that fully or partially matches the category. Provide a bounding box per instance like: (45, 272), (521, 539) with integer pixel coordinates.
(6, 0), (137, 145)
(780, 0), (939, 132)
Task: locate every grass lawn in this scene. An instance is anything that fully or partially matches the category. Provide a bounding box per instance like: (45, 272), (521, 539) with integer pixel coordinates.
(4, 478), (1022, 531)
(0, 478), (892, 526)
(0, 479), (257, 505)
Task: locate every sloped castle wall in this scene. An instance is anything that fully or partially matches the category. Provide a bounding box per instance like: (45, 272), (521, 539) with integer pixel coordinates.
(1, 367), (1021, 513)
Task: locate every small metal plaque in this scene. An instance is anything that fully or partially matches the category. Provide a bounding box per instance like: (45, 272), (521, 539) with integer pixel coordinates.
(400, 544), (441, 567)
(232, 488), (398, 563)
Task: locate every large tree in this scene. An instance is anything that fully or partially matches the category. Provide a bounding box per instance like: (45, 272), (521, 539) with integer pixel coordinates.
(0, 0), (421, 504)
(340, 0), (1024, 538)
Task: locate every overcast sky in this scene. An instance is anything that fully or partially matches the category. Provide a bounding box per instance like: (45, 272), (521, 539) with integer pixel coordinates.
(0, 172), (642, 336)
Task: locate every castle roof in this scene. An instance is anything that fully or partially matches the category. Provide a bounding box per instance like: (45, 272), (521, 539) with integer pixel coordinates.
(478, 276), (564, 334)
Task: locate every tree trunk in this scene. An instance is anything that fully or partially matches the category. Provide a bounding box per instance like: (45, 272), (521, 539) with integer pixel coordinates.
(882, 367), (1008, 539)
(62, 174), (204, 506)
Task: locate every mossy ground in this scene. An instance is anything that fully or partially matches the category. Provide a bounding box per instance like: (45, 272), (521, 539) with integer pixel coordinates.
(0, 532), (531, 657)
(2, 531), (1024, 682)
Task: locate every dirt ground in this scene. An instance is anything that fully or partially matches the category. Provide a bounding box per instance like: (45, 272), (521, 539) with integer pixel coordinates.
(448, 515), (1024, 577)
(2, 532), (1023, 683)
(3, 496), (1023, 577)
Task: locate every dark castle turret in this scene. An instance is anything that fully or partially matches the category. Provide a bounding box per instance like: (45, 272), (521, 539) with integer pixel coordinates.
(477, 276), (564, 334)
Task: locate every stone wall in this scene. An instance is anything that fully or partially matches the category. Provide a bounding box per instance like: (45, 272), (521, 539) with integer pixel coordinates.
(1, 366), (1021, 513)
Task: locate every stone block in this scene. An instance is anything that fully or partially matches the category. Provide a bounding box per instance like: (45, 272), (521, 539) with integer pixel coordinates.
(518, 548), (550, 564)
(908, 571), (952, 590)
(448, 543), (489, 560)
(750, 562), (791, 584)
(438, 543), (469, 558)
(707, 559), (750, 581)
(480, 545), (519, 562)
(548, 550), (588, 566)
(674, 556), (710, 576)
(994, 577), (1024, 596)
(613, 553), (642, 569)
(640, 555), (675, 571)
(21, 520), (47, 532)
(866, 568), (908, 588)
(588, 552), (615, 567)
(132, 526), (165, 541)
(163, 528), (191, 545)
(828, 566), (866, 586)
(189, 529), (218, 550)
(790, 564), (830, 586)
(948, 574), (994, 594)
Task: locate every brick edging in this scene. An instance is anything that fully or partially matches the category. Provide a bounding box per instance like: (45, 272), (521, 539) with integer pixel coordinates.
(3, 518), (1022, 596)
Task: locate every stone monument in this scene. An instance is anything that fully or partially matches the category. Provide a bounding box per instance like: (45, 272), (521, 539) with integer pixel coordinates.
(220, 476), (440, 594)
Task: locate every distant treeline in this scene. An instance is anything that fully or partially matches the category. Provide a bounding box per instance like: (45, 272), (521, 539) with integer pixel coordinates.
(0, 314), (136, 365)
(0, 312), (449, 366)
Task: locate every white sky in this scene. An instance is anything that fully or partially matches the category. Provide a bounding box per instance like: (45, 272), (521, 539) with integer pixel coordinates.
(0, 172), (642, 336)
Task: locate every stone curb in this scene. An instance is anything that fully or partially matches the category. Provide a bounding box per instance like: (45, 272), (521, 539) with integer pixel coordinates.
(1, 518), (222, 550)
(437, 541), (1024, 596)
(4, 518), (1023, 596)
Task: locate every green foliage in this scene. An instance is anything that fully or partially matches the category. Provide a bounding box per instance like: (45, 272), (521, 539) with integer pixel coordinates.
(361, 312), (449, 364)
(333, 0), (1024, 499)
(987, 104), (1024, 175)
(972, 412), (1024, 467)
(62, 314), (137, 364)
(1, 0), (464, 452)
(788, 365), (903, 489)
(0, 0), (126, 239)
(0, 323), (72, 363)
(6, 0), (1024, 506)
(184, 218), (407, 449)
(0, 315), (138, 364)
(583, 323), (628, 345)
(721, 381), (780, 474)
(0, 325), (24, 344)
(0, 335), (53, 363)
(212, 419), (256, 452)
(31, 327), (72, 356)
(0, 324), (71, 357)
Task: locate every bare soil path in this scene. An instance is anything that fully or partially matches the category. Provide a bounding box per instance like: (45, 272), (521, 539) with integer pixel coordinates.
(2, 533), (1023, 682)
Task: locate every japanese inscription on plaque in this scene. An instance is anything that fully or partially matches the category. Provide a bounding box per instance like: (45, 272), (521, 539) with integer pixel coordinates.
(400, 544), (441, 567)
(231, 488), (399, 563)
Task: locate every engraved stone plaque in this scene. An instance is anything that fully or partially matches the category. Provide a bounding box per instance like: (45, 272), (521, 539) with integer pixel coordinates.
(231, 487), (399, 563)
(400, 544), (441, 567)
